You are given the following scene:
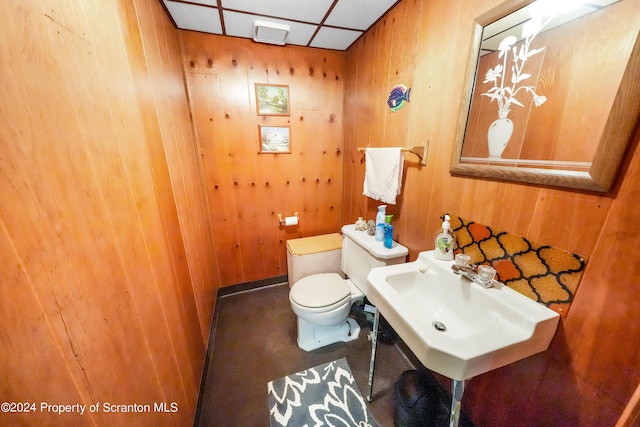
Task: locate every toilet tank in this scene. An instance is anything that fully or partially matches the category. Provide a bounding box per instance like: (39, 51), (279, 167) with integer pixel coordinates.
(341, 224), (408, 296)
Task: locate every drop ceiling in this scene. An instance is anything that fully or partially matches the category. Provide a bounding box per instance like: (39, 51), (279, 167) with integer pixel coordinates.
(161, 0), (401, 51)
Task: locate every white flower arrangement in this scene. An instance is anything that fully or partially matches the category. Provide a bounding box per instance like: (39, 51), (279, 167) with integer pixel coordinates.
(481, 17), (550, 113)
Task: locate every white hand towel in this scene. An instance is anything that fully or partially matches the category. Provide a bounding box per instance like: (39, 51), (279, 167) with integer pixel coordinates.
(363, 147), (404, 205)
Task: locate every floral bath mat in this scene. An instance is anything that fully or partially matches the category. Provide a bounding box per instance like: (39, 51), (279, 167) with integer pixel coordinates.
(267, 358), (377, 426)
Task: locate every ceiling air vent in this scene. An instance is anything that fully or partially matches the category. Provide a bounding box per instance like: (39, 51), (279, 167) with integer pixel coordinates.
(253, 20), (290, 46)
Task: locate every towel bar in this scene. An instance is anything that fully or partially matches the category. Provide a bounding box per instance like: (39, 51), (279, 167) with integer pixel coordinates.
(357, 141), (428, 166)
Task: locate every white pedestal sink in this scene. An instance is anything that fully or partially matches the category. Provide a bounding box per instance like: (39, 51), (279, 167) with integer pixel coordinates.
(365, 250), (560, 425)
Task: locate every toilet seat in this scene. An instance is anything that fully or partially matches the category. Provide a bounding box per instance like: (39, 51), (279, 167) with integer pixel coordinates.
(290, 273), (351, 310)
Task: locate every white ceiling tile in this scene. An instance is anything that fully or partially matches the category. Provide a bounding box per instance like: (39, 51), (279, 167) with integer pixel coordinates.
(310, 27), (363, 50)
(164, 1), (222, 34)
(187, 0), (218, 6)
(324, 0), (398, 30)
(221, 0), (334, 24)
(223, 11), (318, 46)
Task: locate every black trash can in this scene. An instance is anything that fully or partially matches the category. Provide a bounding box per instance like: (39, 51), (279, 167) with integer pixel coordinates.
(394, 370), (440, 427)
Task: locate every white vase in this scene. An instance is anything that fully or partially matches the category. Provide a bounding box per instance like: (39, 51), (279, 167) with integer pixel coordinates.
(487, 109), (513, 159)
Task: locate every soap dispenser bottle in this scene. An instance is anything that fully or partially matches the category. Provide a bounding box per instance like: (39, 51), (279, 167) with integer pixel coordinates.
(434, 214), (456, 260)
(375, 205), (387, 242)
(383, 215), (394, 249)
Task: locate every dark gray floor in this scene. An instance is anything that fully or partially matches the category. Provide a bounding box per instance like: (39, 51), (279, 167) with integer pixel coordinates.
(195, 282), (416, 426)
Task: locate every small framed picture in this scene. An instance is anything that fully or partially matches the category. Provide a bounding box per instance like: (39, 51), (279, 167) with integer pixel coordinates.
(255, 84), (290, 116)
(259, 125), (291, 153)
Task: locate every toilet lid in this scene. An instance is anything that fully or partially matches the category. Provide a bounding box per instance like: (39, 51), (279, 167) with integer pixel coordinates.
(290, 273), (351, 309)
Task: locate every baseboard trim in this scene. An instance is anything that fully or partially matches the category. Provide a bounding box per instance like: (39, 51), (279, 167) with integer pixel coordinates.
(217, 275), (288, 297)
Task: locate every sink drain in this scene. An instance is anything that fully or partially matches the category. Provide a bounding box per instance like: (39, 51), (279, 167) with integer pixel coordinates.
(432, 321), (447, 332)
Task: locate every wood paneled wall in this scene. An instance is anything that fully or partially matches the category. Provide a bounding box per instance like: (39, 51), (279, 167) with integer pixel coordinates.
(344, 0), (640, 425)
(181, 34), (346, 286)
(0, 0), (216, 425)
(2, 0), (638, 425)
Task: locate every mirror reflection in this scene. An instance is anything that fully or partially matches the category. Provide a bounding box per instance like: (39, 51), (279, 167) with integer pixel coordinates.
(452, 0), (640, 191)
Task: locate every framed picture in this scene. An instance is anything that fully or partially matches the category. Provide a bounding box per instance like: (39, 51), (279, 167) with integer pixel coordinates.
(255, 84), (290, 116)
(259, 125), (291, 153)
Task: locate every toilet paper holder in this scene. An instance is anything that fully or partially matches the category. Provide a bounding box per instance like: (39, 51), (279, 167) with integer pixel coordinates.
(277, 212), (299, 226)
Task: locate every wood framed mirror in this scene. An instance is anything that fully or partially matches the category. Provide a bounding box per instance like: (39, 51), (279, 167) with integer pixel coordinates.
(450, 0), (640, 192)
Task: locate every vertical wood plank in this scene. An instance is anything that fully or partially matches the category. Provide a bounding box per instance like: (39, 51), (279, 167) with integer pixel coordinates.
(344, 0), (640, 425)
(182, 35), (346, 286)
(1, 0), (214, 424)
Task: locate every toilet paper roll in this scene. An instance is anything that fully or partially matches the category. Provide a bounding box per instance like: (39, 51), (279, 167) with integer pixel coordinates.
(284, 216), (298, 226)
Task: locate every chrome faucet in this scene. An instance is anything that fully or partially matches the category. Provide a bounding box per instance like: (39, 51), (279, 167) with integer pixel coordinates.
(451, 264), (495, 288)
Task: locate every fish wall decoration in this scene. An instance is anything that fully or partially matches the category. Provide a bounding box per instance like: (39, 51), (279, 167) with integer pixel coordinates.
(387, 84), (410, 112)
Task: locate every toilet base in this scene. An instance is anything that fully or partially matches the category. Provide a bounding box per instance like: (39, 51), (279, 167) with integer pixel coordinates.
(297, 317), (361, 352)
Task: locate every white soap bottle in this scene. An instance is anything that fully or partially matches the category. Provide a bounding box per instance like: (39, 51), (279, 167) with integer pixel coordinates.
(434, 214), (456, 260)
(375, 205), (387, 242)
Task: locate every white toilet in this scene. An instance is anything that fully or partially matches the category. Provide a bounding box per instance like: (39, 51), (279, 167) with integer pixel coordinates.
(287, 224), (408, 351)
